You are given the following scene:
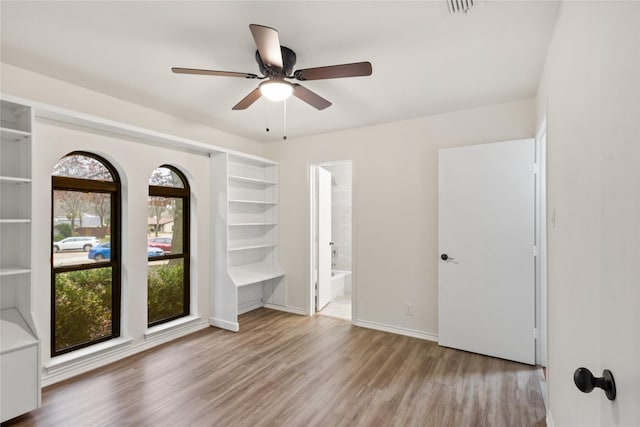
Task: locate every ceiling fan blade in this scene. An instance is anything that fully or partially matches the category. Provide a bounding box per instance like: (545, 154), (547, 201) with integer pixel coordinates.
(249, 24), (283, 70)
(172, 67), (258, 79)
(232, 88), (262, 110)
(292, 84), (332, 110)
(294, 61), (372, 81)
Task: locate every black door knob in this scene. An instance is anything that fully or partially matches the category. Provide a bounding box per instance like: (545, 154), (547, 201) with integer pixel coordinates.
(573, 367), (616, 401)
(440, 253), (449, 261)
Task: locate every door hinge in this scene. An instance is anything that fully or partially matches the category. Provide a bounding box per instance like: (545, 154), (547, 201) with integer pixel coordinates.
(533, 163), (540, 175)
(533, 245), (538, 257)
(534, 328), (539, 339)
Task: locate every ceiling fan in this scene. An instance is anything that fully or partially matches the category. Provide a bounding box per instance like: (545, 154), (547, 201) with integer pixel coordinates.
(172, 24), (372, 111)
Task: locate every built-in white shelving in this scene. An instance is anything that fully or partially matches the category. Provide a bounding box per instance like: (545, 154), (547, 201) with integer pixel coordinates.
(228, 243), (278, 252)
(229, 222), (277, 227)
(229, 199), (278, 205)
(0, 127), (31, 138)
(210, 153), (286, 331)
(0, 267), (31, 276)
(229, 262), (285, 288)
(228, 175), (278, 185)
(0, 176), (32, 184)
(1, 309), (39, 352)
(0, 98), (41, 423)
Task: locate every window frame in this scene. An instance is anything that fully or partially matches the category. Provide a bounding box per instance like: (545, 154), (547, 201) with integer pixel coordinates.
(147, 165), (191, 327)
(51, 151), (121, 357)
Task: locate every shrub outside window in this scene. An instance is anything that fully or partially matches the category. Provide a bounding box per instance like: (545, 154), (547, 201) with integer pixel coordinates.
(51, 152), (121, 356)
(147, 165), (190, 326)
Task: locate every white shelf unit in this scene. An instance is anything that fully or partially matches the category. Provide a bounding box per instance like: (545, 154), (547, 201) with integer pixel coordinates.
(210, 153), (286, 332)
(0, 99), (40, 422)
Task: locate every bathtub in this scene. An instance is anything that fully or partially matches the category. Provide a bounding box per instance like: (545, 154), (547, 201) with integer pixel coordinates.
(331, 270), (352, 300)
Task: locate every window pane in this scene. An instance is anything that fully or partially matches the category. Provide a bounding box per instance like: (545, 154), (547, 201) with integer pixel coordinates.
(148, 197), (183, 254)
(54, 267), (113, 353)
(52, 154), (114, 181)
(148, 259), (185, 324)
(53, 190), (110, 266)
(149, 166), (185, 188)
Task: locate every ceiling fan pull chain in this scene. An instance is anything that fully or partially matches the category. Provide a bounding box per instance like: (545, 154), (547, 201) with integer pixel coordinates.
(266, 101), (270, 132)
(283, 99), (287, 140)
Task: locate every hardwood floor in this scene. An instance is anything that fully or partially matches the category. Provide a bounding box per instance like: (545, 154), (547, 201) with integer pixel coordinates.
(4, 309), (546, 427)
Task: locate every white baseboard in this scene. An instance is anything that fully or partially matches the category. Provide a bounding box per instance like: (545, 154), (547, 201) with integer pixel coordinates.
(209, 316), (239, 332)
(263, 303), (306, 316)
(210, 304), (304, 333)
(238, 299), (262, 315)
(43, 319), (209, 387)
(352, 319), (438, 342)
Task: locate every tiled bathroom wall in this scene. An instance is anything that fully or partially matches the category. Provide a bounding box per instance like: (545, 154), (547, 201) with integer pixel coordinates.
(324, 163), (352, 272)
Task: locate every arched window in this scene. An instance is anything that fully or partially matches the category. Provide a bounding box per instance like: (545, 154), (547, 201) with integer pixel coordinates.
(51, 152), (121, 356)
(147, 165), (190, 326)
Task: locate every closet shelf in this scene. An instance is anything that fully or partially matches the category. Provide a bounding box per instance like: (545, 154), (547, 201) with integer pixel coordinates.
(228, 175), (277, 185)
(0, 266), (31, 277)
(0, 127), (31, 141)
(228, 199), (277, 205)
(229, 222), (277, 227)
(229, 263), (285, 287)
(0, 176), (31, 184)
(0, 309), (38, 355)
(228, 243), (276, 252)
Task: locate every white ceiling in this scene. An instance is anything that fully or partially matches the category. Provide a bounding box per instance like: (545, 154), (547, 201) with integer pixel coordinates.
(0, 1), (560, 143)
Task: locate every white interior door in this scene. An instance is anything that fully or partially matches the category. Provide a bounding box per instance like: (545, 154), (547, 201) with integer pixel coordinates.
(438, 139), (535, 365)
(317, 167), (332, 311)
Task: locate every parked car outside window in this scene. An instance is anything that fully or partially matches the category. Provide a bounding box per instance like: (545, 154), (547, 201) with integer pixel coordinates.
(53, 236), (100, 252)
(147, 237), (172, 252)
(88, 242), (164, 261)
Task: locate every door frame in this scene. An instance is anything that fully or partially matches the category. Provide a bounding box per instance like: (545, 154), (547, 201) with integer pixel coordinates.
(534, 116), (548, 408)
(316, 166), (332, 311)
(535, 117), (548, 369)
(308, 161), (354, 319)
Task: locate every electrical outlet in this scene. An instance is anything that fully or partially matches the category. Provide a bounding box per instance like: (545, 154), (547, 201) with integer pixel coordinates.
(405, 303), (413, 316)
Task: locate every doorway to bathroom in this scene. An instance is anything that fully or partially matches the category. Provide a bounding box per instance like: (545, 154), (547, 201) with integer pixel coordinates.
(309, 161), (353, 321)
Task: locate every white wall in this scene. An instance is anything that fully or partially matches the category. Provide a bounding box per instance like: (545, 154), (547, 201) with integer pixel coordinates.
(0, 63), (264, 157)
(32, 119), (212, 384)
(265, 99), (536, 337)
(537, 1), (640, 425)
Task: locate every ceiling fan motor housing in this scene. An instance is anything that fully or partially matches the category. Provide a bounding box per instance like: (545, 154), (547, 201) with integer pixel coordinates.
(255, 46), (296, 77)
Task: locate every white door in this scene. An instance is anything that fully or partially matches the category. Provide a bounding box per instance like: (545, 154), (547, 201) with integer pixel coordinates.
(438, 139), (535, 365)
(317, 167), (332, 311)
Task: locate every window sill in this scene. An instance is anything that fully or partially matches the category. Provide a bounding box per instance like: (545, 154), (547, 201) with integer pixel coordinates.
(42, 318), (207, 386)
(45, 336), (133, 374)
(144, 315), (202, 341)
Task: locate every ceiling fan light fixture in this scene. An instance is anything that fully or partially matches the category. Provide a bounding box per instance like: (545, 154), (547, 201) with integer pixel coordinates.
(259, 79), (293, 102)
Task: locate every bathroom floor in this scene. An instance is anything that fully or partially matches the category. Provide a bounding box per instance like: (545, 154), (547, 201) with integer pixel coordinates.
(318, 295), (352, 320)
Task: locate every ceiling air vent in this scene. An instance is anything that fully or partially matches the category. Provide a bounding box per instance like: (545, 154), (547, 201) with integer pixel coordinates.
(448, 0), (475, 14)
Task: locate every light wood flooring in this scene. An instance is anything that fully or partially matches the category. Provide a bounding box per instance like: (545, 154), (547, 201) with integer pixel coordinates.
(3, 308), (546, 427)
